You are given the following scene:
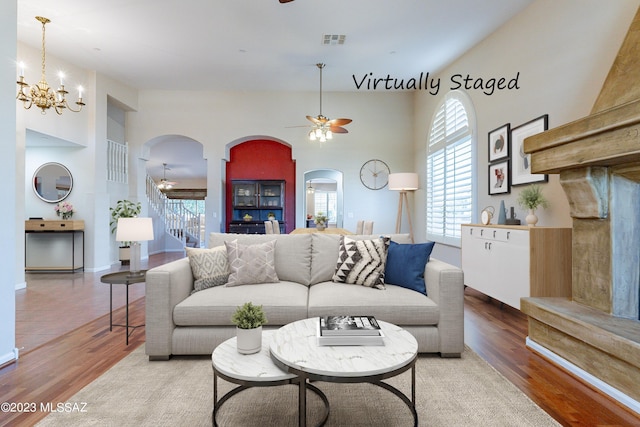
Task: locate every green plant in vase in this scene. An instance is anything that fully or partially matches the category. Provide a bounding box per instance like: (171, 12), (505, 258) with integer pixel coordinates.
(517, 184), (549, 226)
(231, 302), (268, 354)
(314, 212), (327, 230)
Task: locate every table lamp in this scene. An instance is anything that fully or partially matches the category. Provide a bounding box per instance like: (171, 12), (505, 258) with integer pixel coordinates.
(116, 217), (154, 277)
(388, 173), (419, 243)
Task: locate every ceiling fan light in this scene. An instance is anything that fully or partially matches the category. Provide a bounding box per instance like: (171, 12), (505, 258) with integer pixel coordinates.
(326, 130), (333, 140)
(308, 130), (316, 141)
(315, 128), (323, 138)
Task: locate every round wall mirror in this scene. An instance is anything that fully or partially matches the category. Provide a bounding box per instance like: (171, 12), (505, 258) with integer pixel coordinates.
(32, 162), (73, 203)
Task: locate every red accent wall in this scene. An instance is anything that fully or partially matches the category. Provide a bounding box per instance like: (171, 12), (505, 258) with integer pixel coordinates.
(225, 140), (296, 233)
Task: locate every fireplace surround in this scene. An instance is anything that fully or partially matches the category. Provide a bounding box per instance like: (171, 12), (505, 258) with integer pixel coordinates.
(521, 7), (640, 414)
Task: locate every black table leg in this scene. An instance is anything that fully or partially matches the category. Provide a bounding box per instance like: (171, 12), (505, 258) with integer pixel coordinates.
(125, 282), (129, 345)
(109, 284), (113, 331)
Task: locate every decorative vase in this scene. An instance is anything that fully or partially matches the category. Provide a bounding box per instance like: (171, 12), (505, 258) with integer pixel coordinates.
(236, 326), (262, 354)
(526, 209), (538, 227)
(497, 200), (507, 225)
(316, 223), (325, 231)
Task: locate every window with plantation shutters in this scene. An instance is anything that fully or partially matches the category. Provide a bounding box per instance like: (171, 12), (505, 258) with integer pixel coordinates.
(426, 91), (475, 246)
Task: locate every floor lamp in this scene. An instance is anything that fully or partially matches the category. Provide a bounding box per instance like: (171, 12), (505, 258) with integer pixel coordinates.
(388, 173), (419, 243)
(116, 217), (154, 277)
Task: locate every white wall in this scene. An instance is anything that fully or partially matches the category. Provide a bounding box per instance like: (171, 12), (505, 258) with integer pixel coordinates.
(126, 90), (415, 237)
(413, 0), (640, 266)
(1, 0), (18, 366)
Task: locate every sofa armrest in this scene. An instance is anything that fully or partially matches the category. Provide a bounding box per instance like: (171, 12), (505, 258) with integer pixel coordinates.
(425, 258), (465, 357)
(145, 257), (193, 360)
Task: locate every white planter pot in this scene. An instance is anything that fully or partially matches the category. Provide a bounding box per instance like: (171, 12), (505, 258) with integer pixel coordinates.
(526, 209), (538, 227)
(119, 246), (131, 265)
(236, 326), (262, 354)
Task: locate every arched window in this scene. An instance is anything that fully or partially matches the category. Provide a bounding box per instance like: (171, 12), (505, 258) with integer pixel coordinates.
(426, 91), (476, 246)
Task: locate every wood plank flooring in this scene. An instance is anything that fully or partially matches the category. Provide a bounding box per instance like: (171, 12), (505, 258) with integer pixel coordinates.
(1, 254), (639, 427)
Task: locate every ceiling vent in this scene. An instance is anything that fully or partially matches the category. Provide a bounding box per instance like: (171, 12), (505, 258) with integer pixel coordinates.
(322, 34), (346, 45)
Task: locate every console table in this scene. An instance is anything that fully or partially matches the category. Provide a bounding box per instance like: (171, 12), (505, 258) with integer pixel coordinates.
(25, 220), (85, 272)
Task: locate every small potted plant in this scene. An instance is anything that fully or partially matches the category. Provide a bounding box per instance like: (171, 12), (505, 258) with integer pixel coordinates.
(267, 212), (276, 221)
(517, 184), (549, 226)
(231, 302), (268, 354)
(243, 213), (253, 222)
(110, 200), (142, 263)
(314, 212), (328, 231)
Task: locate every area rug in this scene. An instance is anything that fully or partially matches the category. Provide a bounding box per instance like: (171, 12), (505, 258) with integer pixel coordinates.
(36, 345), (559, 426)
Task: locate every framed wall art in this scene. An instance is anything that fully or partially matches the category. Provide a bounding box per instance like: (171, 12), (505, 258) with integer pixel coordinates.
(488, 160), (510, 195)
(488, 123), (510, 163)
(510, 114), (549, 186)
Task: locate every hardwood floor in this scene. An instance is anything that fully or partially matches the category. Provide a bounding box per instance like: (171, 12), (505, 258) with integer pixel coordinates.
(1, 254), (639, 427)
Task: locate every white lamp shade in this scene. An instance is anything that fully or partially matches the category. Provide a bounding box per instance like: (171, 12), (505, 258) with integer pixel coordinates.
(116, 217), (154, 242)
(388, 173), (419, 191)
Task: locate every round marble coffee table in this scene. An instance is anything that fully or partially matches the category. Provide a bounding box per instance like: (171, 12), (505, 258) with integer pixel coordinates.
(269, 318), (419, 427)
(211, 330), (329, 427)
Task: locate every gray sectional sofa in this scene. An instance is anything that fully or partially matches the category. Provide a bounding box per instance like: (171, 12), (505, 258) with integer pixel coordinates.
(145, 232), (464, 360)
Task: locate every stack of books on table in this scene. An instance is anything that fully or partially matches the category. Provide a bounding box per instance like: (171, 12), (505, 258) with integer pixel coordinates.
(316, 316), (385, 346)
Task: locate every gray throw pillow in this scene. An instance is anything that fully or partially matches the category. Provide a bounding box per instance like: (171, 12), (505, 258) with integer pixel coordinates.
(225, 239), (279, 287)
(332, 236), (390, 290)
(185, 246), (230, 292)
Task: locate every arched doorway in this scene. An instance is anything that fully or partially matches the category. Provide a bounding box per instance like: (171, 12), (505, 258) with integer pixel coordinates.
(304, 169), (344, 228)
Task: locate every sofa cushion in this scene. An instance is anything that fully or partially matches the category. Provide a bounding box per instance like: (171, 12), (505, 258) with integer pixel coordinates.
(209, 233), (312, 285)
(225, 240), (279, 287)
(185, 246), (230, 292)
(384, 241), (435, 295)
(332, 236), (390, 289)
(308, 281), (439, 326)
(173, 281), (309, 326)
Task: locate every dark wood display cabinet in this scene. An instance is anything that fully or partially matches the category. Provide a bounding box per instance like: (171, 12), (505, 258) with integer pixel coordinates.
(229, 180), (285, 234)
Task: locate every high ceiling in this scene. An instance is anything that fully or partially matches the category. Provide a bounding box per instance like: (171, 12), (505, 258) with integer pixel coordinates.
(17, 0), (533, 184)
(17, 0), (533, 92)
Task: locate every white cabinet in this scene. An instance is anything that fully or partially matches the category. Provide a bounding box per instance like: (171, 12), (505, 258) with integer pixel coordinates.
(461, 224), (572, 309)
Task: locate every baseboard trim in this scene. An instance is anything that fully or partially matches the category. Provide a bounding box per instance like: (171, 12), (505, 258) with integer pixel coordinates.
(526, 337), (640, 416)
(0, 348), (19, 368)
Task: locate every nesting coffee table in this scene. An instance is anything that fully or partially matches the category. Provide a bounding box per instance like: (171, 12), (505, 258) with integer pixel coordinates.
(211, 330), (329, 427)
(270, 318), (418, 427)
(211, 318), (418, 426)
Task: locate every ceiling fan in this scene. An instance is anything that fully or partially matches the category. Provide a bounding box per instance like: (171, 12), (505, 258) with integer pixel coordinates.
(279, 0), (295, 3)
(305, 63), (352, 142)
(157, 163), (177, 190)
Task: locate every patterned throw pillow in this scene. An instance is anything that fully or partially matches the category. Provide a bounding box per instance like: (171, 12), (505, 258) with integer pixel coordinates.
(332, 236), (390, 289)
(225, 239), (279, 287)
(185, 246), (230, 293)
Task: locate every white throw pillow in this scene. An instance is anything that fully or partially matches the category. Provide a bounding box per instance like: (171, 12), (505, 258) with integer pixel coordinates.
(225, 240), (279, 286)
(185, 246), (230, 292)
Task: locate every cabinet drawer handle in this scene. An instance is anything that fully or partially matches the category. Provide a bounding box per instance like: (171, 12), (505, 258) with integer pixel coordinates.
(507, 231), (510, 239)
(480, 229), (484, 236)
(493, 230), (496, 238)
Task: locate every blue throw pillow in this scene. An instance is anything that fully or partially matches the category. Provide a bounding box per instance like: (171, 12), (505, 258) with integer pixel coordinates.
(384, 240), (435, 295)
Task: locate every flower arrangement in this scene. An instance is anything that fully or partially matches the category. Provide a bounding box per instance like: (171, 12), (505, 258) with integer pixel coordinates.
(517, 184), (549, 211)
(54, 201), (74, 220)
(314, 212), (327, 226)
(231, 302), (268, 329)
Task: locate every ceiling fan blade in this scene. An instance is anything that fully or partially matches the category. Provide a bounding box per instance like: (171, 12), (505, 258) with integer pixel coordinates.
(329, 118), (352, 126)
(329, 126), (349, 134)
(279, 0), (295, 3)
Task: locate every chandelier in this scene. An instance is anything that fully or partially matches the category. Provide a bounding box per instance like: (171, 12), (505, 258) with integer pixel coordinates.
(16, 16), (85, 115)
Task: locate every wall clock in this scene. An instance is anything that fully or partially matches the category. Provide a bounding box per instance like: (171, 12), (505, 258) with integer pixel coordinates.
(360, 159), (390, 190)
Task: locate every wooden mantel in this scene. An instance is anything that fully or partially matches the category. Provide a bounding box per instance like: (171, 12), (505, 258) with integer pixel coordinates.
(520, 6), (640, 413)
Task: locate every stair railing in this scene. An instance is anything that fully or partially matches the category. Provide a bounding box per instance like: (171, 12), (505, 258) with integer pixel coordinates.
(146, 175), (200, 247)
